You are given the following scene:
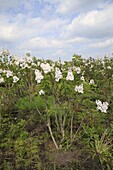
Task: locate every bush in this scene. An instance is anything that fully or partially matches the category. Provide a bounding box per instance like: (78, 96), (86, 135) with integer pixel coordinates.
(0, 52), (113, 169)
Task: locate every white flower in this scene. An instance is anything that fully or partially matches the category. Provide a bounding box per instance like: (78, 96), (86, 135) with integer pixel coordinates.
(90, 65), (93, 68)
(74, 67), (81, 74)
(96, 100), (109, 113)
(20, 62), (26, 69)
(85, 63), (88, 66)
(89, 79), (95, 85)
(3, 70), (7, 73)
(0, 76), (4, 83)
(19, 57), (25, 63)
(80, 76), (85, 81)
(19, 56), (31, 69)
(61, 61), (65, 65)
(14, 61), (20, 65)
(2, 49), (10, 57)
(96, 100), (102, 106)
(24, 63), (31, 68)
(55, 67), (63, 82)
(32, 63), (37, 67)
(37, 62), (40, 66)
(66, 69), (74, 81)
(11, 55), (19, 65)
(20, 62), (31, 69)
(6, 70), (13, 78)
(107, 66), (111, 69)
(102, 61), (105, 65)
(35, 69), (44, 83)
(13, 76), (19, 83)
(25, 56), (33, 63)
(0, 69), (3, 73)
(40, 63), (53, 74)
(39, 90), (45, 95)
(75, 84), (84, 93)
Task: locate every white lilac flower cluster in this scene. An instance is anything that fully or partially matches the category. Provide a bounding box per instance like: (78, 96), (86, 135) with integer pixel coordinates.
(89, 79), (95, 85)
(80, 76), (85, 81)
(10, 55), (20, 66)
(107, 66), (111, 70)
(35, 69), (44, 83)
(25, 55), (33, 64)
(75, 84), (84, 93)
(19, 57), (32, 69)
(40, 63), (53, 74)
(2, 49), (10, 57)
(66, 68), (74, 81)
(0, 76), (4, 83)
(55, 67), (63, 82)
(0, 69), (3, 73)
(20, 62), (31, 69)
(96, 100), (109, 113)
(39, 89), (45, 95)
(74, 67), (81, 74)
(32, 63), (37, 67)
(13, 76), (19, 83)
(90, 64), (93, 69)
(0, 68), (20, 83)
(9, 55), (33, 68)
(61, 61), (65, 65)
(6, 70), (13, 78)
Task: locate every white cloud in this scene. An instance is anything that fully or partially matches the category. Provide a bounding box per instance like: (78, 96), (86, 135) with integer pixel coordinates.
(56, 0), (106, 14)
(0, 12), (66, 42)
(0, 17), (19, 43)
(89, 38), (113, 48)
(20, 36), (86, 50)
(63, 4), (113, 39)
(21, 37), (66, 49)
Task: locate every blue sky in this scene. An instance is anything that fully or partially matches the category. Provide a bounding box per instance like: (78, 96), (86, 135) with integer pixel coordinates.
(0, 0), (113, 60)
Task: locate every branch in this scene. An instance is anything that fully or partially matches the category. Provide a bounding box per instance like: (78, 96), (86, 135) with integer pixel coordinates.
(47, 116), (59, 149)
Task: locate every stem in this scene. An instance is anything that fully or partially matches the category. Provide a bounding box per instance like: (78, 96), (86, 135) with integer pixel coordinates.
(47, 116), (59, 149)
(59, 111), (65, 142)
(70, 115), (73, 143)
(55, 113), (60, 132)
(56, 99), (65, 142)
(63, 114), (66, 127)
(72, 122), (82, 141)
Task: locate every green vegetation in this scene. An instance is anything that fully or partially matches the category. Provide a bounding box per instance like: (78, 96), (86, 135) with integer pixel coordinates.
(0, 51), (113, 169)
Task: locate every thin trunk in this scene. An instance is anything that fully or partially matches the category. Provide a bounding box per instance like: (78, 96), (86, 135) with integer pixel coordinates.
(59, 111), (64, 142)
(47, 116), (59, 149)
(55, 113), (60, 132)
(63, 114), (66, 127)
(70, 115), (73, 143)
(57, 99), (65, 141)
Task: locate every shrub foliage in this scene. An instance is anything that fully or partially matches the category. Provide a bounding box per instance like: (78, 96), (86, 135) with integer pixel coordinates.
(0, 51), (113, 169)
